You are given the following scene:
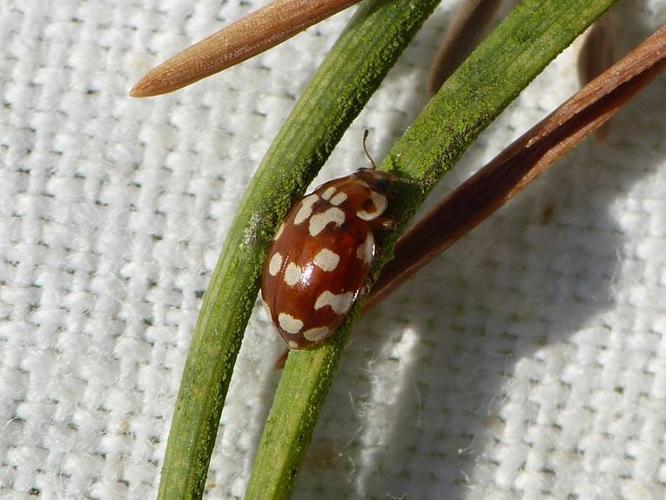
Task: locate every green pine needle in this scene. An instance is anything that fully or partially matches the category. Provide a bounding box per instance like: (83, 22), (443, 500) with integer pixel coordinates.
(157, 0), (620, 498)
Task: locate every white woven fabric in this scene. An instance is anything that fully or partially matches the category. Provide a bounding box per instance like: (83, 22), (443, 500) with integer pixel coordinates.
(2, 0), (666, 498)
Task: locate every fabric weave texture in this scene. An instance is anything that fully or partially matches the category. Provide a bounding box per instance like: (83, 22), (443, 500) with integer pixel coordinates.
(1, 1), (666, 498)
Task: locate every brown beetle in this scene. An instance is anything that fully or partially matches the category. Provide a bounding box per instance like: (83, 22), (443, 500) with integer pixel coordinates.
(261, 167), (394, 349)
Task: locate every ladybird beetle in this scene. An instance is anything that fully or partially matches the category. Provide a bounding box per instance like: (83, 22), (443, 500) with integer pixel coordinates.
(261, 165), (394, 350)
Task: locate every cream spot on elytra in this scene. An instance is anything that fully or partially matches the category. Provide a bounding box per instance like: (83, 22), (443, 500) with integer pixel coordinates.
(274, 222), (284, 239)
(284, 262), (303, 286)
(321, 187), (336, 200)
(278, 313), (303, 334)
(268, 252), (283, 276)
(356, 233), (374, 264)
(288, 340), (300, 349)
(294, 194), (319, 225)
(303, 327), (331, 342)
(313, 249), (340, 272)
(309, 207), (345, 236)
(356, 191), (387, 221)
(314, 290), (354, 315)
(330, 192), (348, 206)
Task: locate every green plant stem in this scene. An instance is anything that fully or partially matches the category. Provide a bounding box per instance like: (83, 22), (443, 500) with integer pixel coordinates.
(246, 0), (618, 498)
(157, 1), (442, 498)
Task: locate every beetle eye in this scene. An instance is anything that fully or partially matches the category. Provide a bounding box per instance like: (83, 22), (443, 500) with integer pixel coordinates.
(373, 177), (390, 194)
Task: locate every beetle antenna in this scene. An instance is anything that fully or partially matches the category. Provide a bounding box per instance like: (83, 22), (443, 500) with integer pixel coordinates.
(363, 129), (377, 170)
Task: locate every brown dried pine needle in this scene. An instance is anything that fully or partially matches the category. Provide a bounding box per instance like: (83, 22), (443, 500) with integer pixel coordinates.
(428, 0), (510, 94)
(577, 13), (616, 140)
(130, 0), (361, 97)
(366, 24), (666, 310)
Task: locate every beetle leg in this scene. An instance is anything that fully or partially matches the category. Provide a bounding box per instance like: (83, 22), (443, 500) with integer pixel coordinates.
(274, 349), (289, 370)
